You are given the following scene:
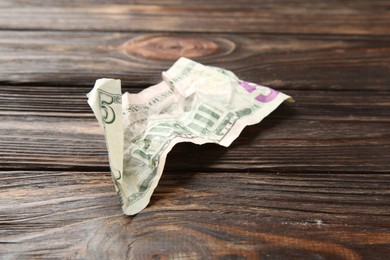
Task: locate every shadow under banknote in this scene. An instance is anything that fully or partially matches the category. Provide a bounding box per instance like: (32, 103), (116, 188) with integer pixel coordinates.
(149, 109), (293, 208)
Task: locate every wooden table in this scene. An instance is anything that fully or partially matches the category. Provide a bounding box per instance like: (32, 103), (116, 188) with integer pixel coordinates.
(1, 1), (389, 259)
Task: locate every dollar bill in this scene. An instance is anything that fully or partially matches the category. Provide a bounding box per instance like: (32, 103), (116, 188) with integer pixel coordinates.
(87, 57), (292, 215)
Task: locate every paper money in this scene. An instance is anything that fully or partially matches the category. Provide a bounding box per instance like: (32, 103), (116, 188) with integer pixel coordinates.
(87, 57), (292, 215)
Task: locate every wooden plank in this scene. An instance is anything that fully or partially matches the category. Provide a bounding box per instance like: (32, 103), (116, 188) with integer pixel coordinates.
(0, 1), (389, 35)
(6, 0), (389, 7)
(1, 32), (390, 90)
(0, 87), (389, 171)
(0, 170), (389, 258)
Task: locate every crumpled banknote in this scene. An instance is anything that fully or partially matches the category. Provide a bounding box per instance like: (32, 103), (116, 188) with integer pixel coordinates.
(87, 57), (292, 215)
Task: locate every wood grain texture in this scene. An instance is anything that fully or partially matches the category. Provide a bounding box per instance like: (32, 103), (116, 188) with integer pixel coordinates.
(1, 1), (390, 35)
(0, 86), (389, 172)
(1, 32), (390, 90)
(1, 0), (390, 259)
(1, 170), (389, 259)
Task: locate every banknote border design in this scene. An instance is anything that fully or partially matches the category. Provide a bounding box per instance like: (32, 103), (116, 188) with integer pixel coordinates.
(126, 123), (198, 204)
(125, 113), (242, 205)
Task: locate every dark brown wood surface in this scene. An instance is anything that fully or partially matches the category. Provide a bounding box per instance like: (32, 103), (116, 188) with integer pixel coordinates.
(0, 1), (389, 259)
